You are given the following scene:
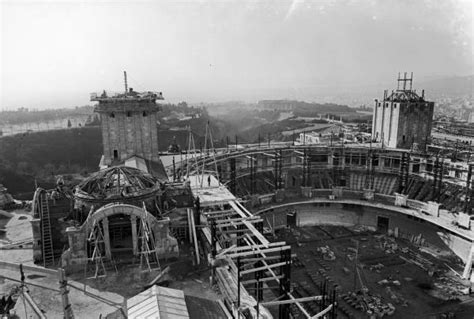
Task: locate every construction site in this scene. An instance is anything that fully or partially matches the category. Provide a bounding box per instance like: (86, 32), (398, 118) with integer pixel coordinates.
(1, 73), (474, 319)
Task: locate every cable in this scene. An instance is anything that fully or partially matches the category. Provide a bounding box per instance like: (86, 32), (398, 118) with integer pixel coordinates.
(0, 275), (60, 293)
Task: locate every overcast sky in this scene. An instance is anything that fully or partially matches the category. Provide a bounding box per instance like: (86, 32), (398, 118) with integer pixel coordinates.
(1, 0), (472, 109)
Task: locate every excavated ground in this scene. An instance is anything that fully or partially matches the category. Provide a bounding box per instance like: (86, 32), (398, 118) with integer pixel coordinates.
(272, 225), (474, 319)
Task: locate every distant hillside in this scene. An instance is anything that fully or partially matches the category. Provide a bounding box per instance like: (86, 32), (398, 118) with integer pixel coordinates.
(0, 124), (215, 198)
(257, 100), (354, 114)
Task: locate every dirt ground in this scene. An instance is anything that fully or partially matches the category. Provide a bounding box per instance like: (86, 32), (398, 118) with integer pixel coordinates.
(273, 225), (474, 319)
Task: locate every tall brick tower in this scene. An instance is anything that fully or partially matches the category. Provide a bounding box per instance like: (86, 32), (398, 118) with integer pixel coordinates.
(372, 73), (434, 150)
(91, 72), (164, 167)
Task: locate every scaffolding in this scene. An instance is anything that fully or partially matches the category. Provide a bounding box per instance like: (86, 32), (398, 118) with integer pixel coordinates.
(398, 152), (410, 194)
(84, 219), (108, 279)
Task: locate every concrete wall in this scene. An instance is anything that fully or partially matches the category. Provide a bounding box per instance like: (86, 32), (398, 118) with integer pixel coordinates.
(396, 101), (434, 150)
(98, 102), (159, 165)
(258, 201), (472, 263)
(372, 97), (434, 150)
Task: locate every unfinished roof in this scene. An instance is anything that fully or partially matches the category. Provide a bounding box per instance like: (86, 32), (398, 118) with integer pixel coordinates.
(74, 166), (160, 203)
(127, 285), (189, 319)
(385, 90), (425, 102)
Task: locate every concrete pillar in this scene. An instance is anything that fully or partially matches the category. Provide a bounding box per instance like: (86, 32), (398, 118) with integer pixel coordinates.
(301, 186), (312, 198)
(30, 219), (42, 263)
(332, 187), (343, 198)
(426, 201), (440, 217)
(131, 216), (138, 255)
(363, 189), (375, 201)
(102, 218), (112, 259)
(394, 193), (407, 207)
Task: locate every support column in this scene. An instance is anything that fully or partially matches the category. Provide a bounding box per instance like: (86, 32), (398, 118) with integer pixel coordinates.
(462, 243), (474, 281)
(102, 218), (112, 259)
(131, 216), (138, 255)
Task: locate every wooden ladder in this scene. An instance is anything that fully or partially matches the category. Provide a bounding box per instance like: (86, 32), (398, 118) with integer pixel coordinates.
(40, 192), (55, 267)
(139, 206), (161, 272)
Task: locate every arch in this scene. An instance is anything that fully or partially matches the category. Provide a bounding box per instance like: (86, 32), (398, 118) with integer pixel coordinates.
(81, 203), (158, 233)
(32, 187), (46, 219)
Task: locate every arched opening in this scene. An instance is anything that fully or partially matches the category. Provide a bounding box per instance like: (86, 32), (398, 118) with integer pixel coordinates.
(108, 213), (134, 259)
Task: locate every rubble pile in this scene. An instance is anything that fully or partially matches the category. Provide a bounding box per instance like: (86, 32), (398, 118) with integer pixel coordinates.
(340, 291), (396, 317)
(315, 246), (336, 261)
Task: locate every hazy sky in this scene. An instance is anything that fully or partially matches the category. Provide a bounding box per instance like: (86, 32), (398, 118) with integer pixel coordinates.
(1, 0), (472, 109)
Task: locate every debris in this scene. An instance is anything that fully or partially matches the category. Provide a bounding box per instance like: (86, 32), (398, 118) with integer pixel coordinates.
(316, 246), (336, 261)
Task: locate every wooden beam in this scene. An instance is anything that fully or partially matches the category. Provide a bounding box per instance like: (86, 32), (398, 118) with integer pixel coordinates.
(204, 210), (236, 217)
(219, 241), (286, 253)
(241, 275), (284, 285)
(217, 219), (263, 228)
(243, 235), (311, 318)
(311, 304), (334, 319)
(240, 254), (296, 263)
(240, 261), (288, 275)
(228, 201), (269, 246)
(214, 216), (261, 224)
(220, 228), (252, 235)
(219, 234), (248, 242)
(225, 245), (291, 259)
(204, 209), (235, 214)
(260, 295), (324, 307)
(216, 244), (236, 257)
(262, 153), (275, 157)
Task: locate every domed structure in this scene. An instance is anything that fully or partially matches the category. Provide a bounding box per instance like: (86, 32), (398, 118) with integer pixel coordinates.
(74, 166), (161, 207)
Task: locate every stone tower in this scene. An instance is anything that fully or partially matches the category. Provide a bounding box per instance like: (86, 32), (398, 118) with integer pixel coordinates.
(91, 73), (164, 166)
(372, 73), (434, 150)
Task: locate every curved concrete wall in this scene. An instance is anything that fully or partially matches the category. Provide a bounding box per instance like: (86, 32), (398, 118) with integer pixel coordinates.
(257, 200), (473, 263)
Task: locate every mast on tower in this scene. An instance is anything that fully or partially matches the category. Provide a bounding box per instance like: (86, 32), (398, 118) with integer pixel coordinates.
(124, 71), (128, 93)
